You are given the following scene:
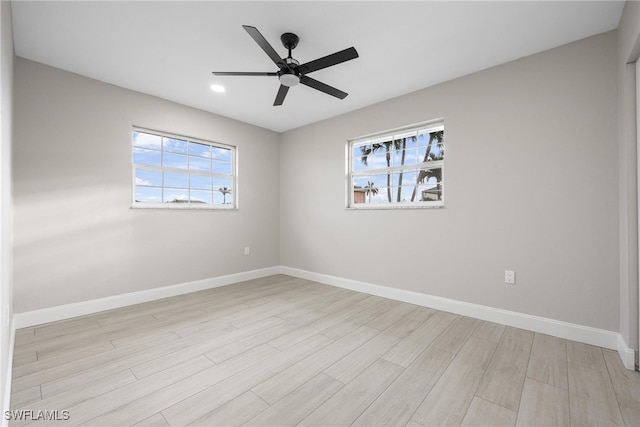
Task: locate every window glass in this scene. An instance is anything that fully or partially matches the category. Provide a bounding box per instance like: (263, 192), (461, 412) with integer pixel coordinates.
(348, 121), (444, 208)
(132, 129), (236, 209)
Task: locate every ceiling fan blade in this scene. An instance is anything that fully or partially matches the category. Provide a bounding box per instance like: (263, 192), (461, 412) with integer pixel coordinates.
(242, 25), (285, 67)
(212, 72), (278, 76)
(298, 47), (359, 74)
(300, 75), (348, 99)
(273, 84), (289, 106)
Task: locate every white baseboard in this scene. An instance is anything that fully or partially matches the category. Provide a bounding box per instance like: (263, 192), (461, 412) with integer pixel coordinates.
(280, 266), (637, 371)
(617, 334), (637, 370)
(13, 266), (280, 329)
(10, 265), (637, 372)
(2, 318), (15, 427)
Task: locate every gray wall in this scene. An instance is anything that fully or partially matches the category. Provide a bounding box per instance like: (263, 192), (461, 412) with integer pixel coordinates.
(280, 31), (619, 332)
(1, 0), (13, 414)
(13, 58), (280, 313)
(618, 1), (640, 361)
(12, 28), (623, 339)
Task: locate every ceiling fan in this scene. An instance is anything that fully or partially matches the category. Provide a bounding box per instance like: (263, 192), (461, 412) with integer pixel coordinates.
(213, 25), (359, 106)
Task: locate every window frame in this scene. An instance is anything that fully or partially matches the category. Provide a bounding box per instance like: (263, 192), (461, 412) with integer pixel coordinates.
(131, 127), (237, 210)
(347, 120), (445, 209)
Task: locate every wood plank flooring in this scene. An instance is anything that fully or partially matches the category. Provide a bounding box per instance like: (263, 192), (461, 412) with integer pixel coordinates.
(9, 274), (640, 426)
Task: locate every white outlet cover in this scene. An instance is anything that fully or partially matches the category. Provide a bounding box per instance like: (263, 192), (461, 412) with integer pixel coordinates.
(505, 270), (516, 284)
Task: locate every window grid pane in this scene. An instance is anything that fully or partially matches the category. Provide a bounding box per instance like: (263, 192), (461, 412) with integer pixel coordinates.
(348, 121), (444, 208)
(132, 128), (235, 209)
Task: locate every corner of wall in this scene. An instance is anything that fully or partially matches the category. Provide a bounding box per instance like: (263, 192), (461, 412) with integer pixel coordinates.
(1, 321), (14, 427)
(0, 0), (14, 420)
(618, 0), (640, 368)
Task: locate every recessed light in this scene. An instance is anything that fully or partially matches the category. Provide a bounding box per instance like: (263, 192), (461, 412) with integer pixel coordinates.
(210, 84), (225, 93)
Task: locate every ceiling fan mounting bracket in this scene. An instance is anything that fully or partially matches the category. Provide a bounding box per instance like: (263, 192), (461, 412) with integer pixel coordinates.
(280, 32), (299, 51)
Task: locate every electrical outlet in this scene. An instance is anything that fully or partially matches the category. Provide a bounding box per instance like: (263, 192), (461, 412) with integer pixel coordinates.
(505, 270), (516, 285)
(244, 246), (250, 255)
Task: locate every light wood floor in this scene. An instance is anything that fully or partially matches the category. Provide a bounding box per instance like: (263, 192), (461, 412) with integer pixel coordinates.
(9, 275), (640, 426)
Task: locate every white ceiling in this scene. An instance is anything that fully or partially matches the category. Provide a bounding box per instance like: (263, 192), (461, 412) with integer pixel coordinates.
(11, 1), (624, 133)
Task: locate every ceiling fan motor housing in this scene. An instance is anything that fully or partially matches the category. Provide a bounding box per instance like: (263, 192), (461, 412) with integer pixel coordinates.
(278, 69), (300, 87)
(279, 53), (301, 87)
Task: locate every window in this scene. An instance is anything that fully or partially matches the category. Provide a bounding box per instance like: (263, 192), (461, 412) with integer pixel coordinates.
(348, 120), (444, 208)
(132, 128), (236, 209)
